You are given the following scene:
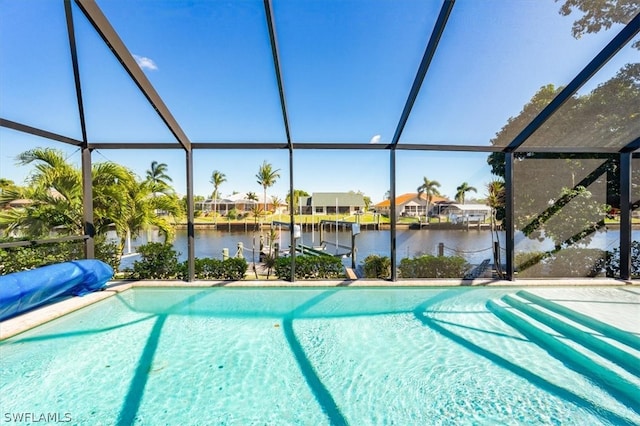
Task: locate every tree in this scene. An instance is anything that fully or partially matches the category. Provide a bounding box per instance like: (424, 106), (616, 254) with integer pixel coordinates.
(455, 182), (477, 204)
(209, 170), (226, 221)
(0, 148), (129, 238)
(0, 148), (184, 255)
(286, 189), (309, 213)
(246, 192), (259, 201)
(417, 177), (441, 221)
(256, 161), (280, 212)
(115, 179), (184, 253)
(486, 180), (506, 222)
(0, 178), (16, 192)
(270, 195), (282, 213)
(145, 161), (173, 194)
(363, 195), (372, 212)
(557, 0), (640, 48)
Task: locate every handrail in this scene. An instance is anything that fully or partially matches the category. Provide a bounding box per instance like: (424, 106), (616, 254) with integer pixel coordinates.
(0, 235), (89, 249)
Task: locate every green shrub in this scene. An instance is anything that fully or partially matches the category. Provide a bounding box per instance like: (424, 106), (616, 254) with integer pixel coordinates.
(176, 257), (248, 280)
(95, 239), (121, 273)
(398, 255), (468, 278)
(362, 254), (391, 279)
(128, 242), (179, 279)
(0, 237), (120, 275)
(222, 257), (248, 280)
(274, 255), (343, 280)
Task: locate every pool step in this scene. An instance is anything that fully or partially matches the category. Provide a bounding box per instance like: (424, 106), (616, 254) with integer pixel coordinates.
(486, 296), (640, 412)
(516, 290), (640, 352)
(501, 294), (640, 377)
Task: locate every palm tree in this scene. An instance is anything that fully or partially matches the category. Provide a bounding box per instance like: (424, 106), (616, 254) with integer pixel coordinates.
(455, 182), (477, 204)
(256, 161), (280, 212)
(270, 195), (282, 215)
(417, 177), (441, 222)
(486, 180), (505, 227)
(0, 148), (184, 255)
(115, 179), (184, 253)
(145, 161), (173, 194)
(0, 178), (15, 192)
(0, 148), (132, 238)
(209, 170), (226, 221)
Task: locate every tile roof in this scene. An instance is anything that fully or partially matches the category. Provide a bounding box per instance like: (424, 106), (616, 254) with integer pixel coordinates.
(374, 193), (449, 208)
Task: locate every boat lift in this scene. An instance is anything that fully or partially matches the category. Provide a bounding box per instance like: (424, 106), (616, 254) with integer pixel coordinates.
(318, 220), (360, 269)
(271, 220), (360, 269)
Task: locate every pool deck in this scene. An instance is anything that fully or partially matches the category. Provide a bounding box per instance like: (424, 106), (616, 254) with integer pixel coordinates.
(1, 278), (638, 341)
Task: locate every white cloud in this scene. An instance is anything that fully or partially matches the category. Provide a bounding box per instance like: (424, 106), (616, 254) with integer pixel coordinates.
(369, 134), (381, 144)
(133, 54), (158, 71)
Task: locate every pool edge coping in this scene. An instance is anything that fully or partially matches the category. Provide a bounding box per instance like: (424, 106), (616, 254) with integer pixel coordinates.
(1, 278), (638, 341)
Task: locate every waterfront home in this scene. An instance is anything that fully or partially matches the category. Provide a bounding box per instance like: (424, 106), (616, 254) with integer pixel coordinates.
(374, 193), (450, 218)
(298, 192), (365, 215)
(196, 193), (287, 215)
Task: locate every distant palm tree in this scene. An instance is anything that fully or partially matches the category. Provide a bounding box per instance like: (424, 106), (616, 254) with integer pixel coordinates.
(417, 177), (441, 221)
(209, 170), (226, 220)
(455, 182), (477, 204)
(145, 161), (173, 194)
(246, 192), (259, 202)
(256, 161), (280, 212)
(270, 195), (282, 214)
(486, 180), (505, 224)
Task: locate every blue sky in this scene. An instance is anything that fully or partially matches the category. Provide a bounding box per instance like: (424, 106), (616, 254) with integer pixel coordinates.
(0, 0), (636, 202)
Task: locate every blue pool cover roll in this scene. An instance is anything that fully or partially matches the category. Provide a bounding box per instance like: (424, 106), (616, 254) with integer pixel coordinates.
(0, 259), (113, 321)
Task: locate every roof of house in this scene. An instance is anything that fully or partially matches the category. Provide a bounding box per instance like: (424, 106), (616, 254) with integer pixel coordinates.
(300, 192), (365, 206)
(374, 193), (449, 208)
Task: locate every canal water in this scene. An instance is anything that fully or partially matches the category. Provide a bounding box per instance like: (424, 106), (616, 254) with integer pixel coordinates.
(119, 228), (636, 269)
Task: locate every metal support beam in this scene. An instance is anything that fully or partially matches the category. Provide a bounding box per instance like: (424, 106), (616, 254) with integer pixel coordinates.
(289, 148), (296, 282)
(390, 148), (397, 281)
(506, 13), (640, 152)
(263, 0), (293, 151)
(620, 136), (640, 153)
(0, 235), (88, 249)
(65, 0), (95, 260)
(619, 153), (632, 281)
(90, 143), (184, 150)
(81, 146), (95, 258)
(0, 118), (83, 146)
(86, 141), (629, 153)
(64, 0), (88, 144)
(186, 149), (195, 282)
(504, 152), (515, 280)
(264, 0), (297, 281)
(390, 0), (454, 146)
(74, 0), (192, 152)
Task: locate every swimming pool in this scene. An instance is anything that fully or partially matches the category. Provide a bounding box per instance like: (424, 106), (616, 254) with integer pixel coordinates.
(1, 287), (639, 425)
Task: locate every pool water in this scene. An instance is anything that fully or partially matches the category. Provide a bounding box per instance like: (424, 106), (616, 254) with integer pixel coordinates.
(1, 287), (638, 425)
